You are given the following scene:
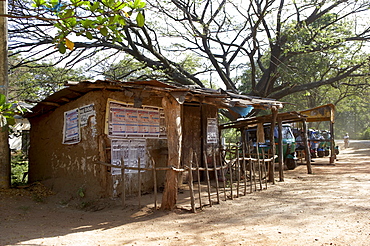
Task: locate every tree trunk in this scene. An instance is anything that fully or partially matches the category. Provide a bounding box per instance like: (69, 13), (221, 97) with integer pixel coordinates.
(161, 96), (182, 210)
(0, 0), (10, 189)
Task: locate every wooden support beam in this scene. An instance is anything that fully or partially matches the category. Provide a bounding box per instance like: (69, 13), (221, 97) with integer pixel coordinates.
(161, 95), (183, 210)
(277, 117), (284, 181)
(302, 120), (313, 174)
(268, 106), (278, 183)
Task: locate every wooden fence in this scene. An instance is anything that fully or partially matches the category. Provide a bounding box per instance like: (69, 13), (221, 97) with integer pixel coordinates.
(96, 147), (276, 213)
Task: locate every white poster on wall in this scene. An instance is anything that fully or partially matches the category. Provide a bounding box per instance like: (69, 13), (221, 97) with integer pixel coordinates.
(79, 103), (95, 127)
(63, 108), (80, 144)
(207, 118), (218, 144)
(107, 100), (165, 138)
(111, 139), (147, 175)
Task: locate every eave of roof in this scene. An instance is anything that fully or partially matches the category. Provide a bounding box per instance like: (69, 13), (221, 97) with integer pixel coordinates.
(25, 80), (285, 118)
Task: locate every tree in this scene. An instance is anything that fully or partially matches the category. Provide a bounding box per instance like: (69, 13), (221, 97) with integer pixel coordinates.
(8, 56), (89, 102)
(0, 0), (10, 189)
(7, 0), (370, 99)
(5, 0), (370, 208)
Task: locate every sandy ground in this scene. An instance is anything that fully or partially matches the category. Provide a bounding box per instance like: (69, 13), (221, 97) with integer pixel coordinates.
(1, 140), (370, 246)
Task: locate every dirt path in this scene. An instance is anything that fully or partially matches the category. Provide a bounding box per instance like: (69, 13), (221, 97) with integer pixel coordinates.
(1, 141), (370, 246)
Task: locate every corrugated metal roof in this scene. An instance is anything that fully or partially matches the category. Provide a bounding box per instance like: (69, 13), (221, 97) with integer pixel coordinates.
(25, 80), (285, 118)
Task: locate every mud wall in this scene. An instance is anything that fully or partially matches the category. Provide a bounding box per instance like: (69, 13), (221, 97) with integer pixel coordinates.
(28, 90), (168, 199)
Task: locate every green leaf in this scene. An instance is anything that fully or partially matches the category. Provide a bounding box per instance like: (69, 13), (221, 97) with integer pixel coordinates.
(32, 0), (46, 7)
(100, 27), (108, 36)
(86, 31), (93, 40)
(58, 43), (67, 54)
(136, 12), (145, 27)
(81, 19), (93, 29)
(63, 9), (74, 18)
(0, 94), (5, 105)
(134, 0), (146, 8)
(6, 117), (15, 126)
(90, 1), (100, 11)
(118, 16), (126, 26)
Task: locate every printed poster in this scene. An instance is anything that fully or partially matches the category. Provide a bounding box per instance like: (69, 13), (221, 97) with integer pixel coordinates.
(79, 103), (95, 127)
(63, 108), (80, 144)
(107, 100), (165, 138)
(111, 139), (147, 175)
(207, 118), (218, 144)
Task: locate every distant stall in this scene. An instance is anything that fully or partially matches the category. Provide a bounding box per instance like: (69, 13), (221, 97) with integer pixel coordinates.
(220, 104), (336, 182)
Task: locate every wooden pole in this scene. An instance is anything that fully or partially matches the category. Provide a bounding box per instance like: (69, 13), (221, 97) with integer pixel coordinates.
(277, 117), (284, 181)
(138, 158), (141, 208)
(268, 106), (278, 184)
(302, 119), (313, 174)
(246, 126), (254, 193)
(0, 0), (10, 189)
(330, 121), (336, 164)
(220, 157), (227, 201)
(188, 149), (196, 213)
(204, 152), (212, 207)
(255, 136), (261, 191)
(229, 152), (234, 199)
(121, 158), (126, 207)
(236, 144), (240, 197)
(151, 157), (157, 210)
(213, 152), (220, 204)
(242, 137), (247, 196)
(194, 152), (202, 209)
(161, 96), (182, 210)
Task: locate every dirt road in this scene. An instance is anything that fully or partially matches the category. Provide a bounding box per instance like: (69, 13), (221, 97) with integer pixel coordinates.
(1, 141), (370, 246)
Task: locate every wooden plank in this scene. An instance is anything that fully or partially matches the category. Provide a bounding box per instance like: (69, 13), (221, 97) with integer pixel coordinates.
(188, 150), (196, 213)
(152, 157), (158, 210)
(204, 152), (212, 207)
(213, 153), (220, 204)
(194, 152), (203, 210)
(121, 158), (126, 207)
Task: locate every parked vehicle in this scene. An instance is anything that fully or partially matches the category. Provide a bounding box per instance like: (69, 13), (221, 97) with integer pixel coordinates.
(244, 124), (297, 169)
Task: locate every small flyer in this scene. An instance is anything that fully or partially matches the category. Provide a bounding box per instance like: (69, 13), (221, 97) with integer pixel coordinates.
(207, 118), (218, 144)
(63, 108), (80, 144)
(79, 103), (95, 127)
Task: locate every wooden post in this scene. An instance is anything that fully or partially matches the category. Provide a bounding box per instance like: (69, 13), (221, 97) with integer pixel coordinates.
(229, 152), (234, 199)
(213, 153), (220, 204)
(151, 157), (157, 210)
(255, 136), (261, 191)
(302, 119), (313, 174)
(330, 121), (336, 164)
(188, 150), (196, 213)
(258, 149), (263, 190)
(236, 144), (240, 198)
(0, 0), (10, 189)
(246, 126), (254, 193)
(204, 152), (212, 207)
(277, 117), (284, 181)
(194, 152), (202, 209)
(242, 136), (247, 195)
(220, 157), (227, 201)
(268, 106), (278, 184)
(121, 158), (126, 207)
(161, 96), (182, 210)
(138, 158), (141, 208)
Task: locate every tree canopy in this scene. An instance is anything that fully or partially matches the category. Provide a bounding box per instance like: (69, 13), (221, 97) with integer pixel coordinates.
(6, 0), (370, 100)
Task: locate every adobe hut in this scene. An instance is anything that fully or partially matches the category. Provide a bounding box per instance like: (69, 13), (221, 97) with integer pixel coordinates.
(26, 80), (284, 209)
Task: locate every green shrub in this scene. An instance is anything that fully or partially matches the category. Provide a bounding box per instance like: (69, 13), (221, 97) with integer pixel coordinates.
(361, 127), (370, 140)
(11, 151), (28, 186)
